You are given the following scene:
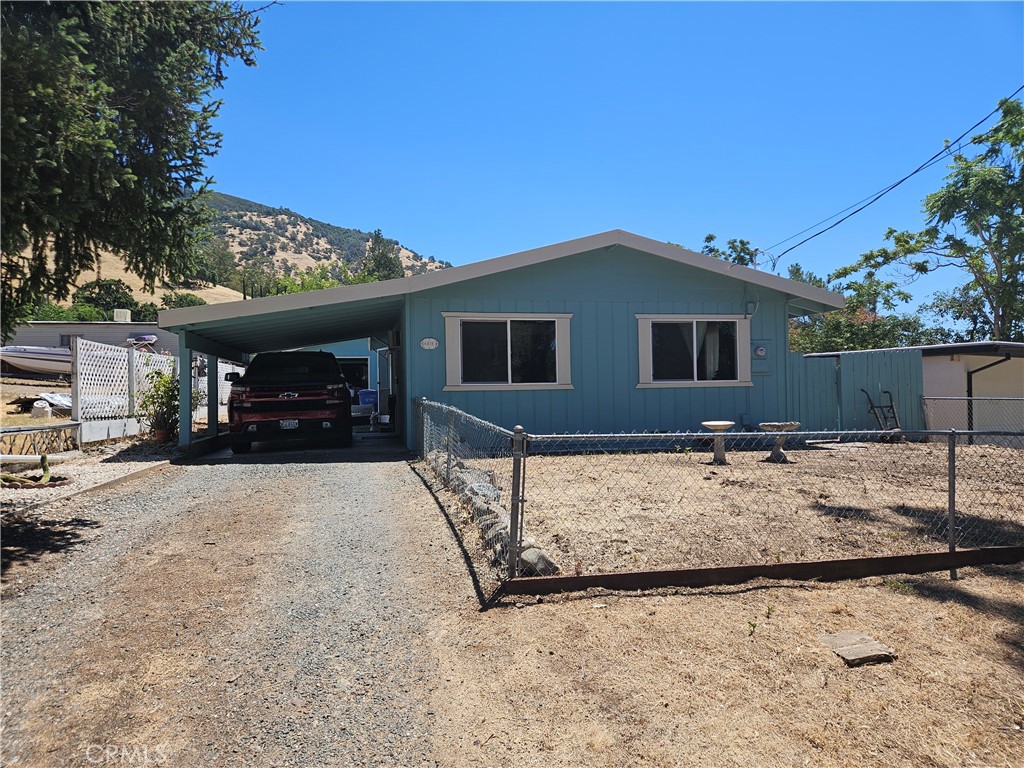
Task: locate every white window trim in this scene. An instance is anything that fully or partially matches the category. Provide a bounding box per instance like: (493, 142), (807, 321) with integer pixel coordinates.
(442, 312), (573, 391)
(636, 314), (752, 388)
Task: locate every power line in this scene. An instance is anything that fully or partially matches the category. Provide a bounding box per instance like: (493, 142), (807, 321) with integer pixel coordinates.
(767, 84), (1024, 262)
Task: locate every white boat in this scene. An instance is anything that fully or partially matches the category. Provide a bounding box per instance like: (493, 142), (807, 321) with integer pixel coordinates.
(0, 346), (72, 375)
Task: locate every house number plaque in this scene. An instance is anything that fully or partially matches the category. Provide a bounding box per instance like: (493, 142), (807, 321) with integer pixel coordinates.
(420, 337), (439, 350)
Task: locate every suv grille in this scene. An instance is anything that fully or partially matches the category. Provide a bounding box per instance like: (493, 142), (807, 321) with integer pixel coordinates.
(244, 399), (333, 413)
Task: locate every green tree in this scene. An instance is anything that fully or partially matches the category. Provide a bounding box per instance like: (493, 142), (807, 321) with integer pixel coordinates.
(72, 279), (138, 317)
(276, 264), (343, 294)
(700, 234), (765, 267)
(28, 299), (105, 323)
(135, 302), (160, 322)
(786, 264), (950, 353)
(1, 1), (264, 340)
(240, 260), (277, 299)
(361, 229), (404, 281)
(161, 292), (208, 310)
(193, 236), (238, 287)
(833, 98), (1024, 342)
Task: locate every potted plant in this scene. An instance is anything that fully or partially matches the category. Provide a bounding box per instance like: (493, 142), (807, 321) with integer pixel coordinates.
(139, 369), (179, 442)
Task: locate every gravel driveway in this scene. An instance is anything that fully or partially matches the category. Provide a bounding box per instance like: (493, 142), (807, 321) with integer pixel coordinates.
(2, 440), (465, 767)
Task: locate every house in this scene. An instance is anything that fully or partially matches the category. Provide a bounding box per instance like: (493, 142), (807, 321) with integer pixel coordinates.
(159, 230), (845, 449)
(299, 337), (393, 421)
(8, 321), (179, 355)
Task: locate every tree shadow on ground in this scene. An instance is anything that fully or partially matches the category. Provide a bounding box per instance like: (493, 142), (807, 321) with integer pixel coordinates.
(1, 512), (100, 577)
(813, 500), (1024, 551)
(889, 504), (1024, 549)
(813, 500), (878, 522)
(909, 564), (1024, 670)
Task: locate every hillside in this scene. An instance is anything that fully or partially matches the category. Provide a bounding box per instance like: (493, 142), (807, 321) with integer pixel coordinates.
(70, 252), (245, 307)
(207, 191), (451, 278)
(68, 193), (451, 309)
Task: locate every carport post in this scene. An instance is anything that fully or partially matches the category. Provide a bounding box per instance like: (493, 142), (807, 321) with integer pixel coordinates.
(206, 354), (218, 437)
(177, 336), (193, 448)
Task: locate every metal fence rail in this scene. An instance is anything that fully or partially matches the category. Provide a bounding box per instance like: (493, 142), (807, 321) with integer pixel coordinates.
(416, 401), (1024, 589)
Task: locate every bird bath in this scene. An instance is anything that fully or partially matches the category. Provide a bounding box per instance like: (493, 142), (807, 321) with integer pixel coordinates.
(759, 421), (801, 463)
(701, 421), (735, 465)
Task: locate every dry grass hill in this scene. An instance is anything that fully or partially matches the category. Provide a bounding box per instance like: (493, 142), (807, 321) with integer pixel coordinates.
(208, 191), (450, 282)
(75, 252), (245, 306)
(67, 192), (450, 307)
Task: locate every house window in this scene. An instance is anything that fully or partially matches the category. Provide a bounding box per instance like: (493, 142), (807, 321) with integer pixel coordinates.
(637, 314), (751, 387)
(443, 313), (572, 390)
(59, 334), (82, 348)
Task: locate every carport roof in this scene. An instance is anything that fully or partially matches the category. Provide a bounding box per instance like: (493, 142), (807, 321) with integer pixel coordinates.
(159, 229), (846, 361)
(805, 342), (1024, 359)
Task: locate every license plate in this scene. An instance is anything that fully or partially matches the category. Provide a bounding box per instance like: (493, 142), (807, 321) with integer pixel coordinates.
(280, 419), (299, 430)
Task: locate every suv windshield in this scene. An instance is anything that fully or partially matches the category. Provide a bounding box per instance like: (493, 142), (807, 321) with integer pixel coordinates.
(243, 353), (342, 383)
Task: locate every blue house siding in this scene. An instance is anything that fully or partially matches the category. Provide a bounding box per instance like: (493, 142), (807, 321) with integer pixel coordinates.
(404, 246), (800, 435)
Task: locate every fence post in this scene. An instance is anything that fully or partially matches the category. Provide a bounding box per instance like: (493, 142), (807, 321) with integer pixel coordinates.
(947, 430), (958, 580)
(413, 398), (425, 458)
(445, 409), (454, 486)
(508, 425), (526, 580)
(127, 347), (137, 418)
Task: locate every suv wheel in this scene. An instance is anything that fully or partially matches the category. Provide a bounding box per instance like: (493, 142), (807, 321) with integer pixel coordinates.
(231, 439), (252, 455)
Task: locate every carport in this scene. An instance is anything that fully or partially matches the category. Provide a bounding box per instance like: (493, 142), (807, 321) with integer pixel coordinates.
(158, 280), (410, 450)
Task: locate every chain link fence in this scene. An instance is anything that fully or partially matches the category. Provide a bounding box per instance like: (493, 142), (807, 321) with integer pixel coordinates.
(415, 399), (518, 578)
(523, 430), (1023, 578)
(923, 397), (1024, 442)
(416, 401), (1024, 586)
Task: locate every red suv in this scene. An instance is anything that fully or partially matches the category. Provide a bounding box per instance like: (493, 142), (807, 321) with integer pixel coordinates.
(225, 351), (353, 454)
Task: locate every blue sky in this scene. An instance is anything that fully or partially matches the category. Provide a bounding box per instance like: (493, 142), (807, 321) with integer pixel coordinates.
(207, 1), (1023, 312)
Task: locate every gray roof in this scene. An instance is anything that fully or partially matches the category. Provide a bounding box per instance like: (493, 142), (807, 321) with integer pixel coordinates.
(160, 229), (846, 360)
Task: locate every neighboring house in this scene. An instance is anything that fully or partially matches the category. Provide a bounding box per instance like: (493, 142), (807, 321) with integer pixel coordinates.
(8, 321), (179, 355)
(159, 230), (846, 449)
(299, 337), (394, 417)
(920, 342), (1023, 433)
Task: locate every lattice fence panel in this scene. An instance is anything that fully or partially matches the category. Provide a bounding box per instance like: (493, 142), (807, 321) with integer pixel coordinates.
(76, 340), (175, 421)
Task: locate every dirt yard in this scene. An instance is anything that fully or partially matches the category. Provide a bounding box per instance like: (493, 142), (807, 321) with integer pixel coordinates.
(2, 444), (1021, 767)
(1, 375), (72, 428)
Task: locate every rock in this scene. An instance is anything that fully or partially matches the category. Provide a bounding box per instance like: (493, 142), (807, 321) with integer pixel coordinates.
(451, 468), (494, 493)
(518, 547), (559, 576)
(469, 497), (504, 521)
(820, 631), (897, 666)
(483, 526), (509, 552)
(464, 482), (500, 503)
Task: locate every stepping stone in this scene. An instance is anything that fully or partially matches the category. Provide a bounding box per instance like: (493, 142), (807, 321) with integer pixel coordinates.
(821, 630), (898, 666)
